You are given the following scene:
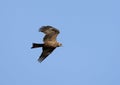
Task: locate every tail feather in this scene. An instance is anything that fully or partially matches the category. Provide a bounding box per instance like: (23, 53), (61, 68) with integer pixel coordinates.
(31, 43), (44, 49)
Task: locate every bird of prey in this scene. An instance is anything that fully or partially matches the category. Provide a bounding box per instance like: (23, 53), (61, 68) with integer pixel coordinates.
(31, 26), (62, 63)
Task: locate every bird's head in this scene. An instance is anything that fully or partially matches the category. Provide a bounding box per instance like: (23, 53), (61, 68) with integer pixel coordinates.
(58, 43), (62, 47)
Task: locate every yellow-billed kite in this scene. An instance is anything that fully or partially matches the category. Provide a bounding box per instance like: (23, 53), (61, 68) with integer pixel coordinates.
(31, 26), (62, 63)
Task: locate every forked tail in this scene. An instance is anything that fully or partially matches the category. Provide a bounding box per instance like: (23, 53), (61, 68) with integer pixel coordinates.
(31, 43), (44, 49)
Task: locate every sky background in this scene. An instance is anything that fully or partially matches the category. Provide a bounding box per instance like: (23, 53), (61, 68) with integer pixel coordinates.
(0, 0), (120, 85)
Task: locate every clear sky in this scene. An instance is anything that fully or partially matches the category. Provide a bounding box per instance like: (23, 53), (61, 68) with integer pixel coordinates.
(0, 0), (120, 85)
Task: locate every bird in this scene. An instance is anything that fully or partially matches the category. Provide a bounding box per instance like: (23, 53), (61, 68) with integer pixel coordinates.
(31, 26), (62, 63)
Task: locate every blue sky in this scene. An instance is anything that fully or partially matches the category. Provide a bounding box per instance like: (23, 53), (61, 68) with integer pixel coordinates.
(0, 0), (120, 85)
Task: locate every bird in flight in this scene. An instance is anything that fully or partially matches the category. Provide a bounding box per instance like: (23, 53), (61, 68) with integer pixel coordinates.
(31, 26), (62, 63)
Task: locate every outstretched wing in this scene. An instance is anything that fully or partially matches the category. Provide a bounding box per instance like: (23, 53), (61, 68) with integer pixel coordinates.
(39, 26), (60, 42)
(38, 46), (56, 62)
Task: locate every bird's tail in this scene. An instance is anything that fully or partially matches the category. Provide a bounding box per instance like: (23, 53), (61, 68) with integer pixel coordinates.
(31, 43), (44, 49)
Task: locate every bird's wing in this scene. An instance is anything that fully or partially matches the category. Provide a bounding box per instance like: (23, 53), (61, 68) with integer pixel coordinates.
(38, 46), (56, 62)
(39, 26), (60, 42)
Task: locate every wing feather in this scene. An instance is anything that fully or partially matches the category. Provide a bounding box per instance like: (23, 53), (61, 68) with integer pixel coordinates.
(39, 26), (60, 42)
(38, 47), (56, 62)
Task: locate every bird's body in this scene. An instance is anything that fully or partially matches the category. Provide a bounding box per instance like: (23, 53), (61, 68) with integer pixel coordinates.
(31, 26), (62, 63)
(44, 41), (61, 47)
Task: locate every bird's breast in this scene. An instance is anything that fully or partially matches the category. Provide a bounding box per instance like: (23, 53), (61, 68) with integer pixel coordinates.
(44, 41), (59, 47)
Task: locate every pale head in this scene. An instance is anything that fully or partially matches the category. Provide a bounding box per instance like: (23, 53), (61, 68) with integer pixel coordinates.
(57, 42), (62, 47)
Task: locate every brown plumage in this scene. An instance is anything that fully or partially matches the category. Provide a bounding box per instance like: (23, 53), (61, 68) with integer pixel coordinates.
(31, 26), (62, 63)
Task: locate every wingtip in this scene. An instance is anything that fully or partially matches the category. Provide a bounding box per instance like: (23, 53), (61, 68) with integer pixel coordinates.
(39, 25), (60, 34)
(37, 58), (43, 63)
